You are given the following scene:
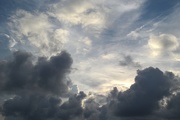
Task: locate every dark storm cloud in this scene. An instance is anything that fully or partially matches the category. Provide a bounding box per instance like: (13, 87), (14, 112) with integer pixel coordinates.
(83, 98), (99, 119)
(2, 91), (86, 120)
(119, 55), (142, 68)
(163, 93), (180, 119)
(58, 91), (86, 120)
(2, 94), (61, 120)
(141, 0), (180, 20)
(0, 50), (72, 95)
(108, 67), (177, 118)
(109, 87), (119, 99)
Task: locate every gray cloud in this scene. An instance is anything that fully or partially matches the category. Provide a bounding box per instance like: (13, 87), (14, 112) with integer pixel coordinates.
(0, 50), (72, 95)
(102, 67), (180, 120)
(162, 93), (180, 119)
(0, 50), (91, 120)
(119, 55), (142, 68)
(113, 67), (172, 116)
(148, 34), (179, 51)
(2, 91), (86, 120)
(2, 94), (61, 120)
(148, 34), (179, 57)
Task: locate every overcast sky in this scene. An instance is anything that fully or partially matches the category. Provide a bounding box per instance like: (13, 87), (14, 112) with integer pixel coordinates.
(0, 0), (180, 120)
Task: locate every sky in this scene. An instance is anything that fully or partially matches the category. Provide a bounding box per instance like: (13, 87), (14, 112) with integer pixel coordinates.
(0, 0), (180, 120)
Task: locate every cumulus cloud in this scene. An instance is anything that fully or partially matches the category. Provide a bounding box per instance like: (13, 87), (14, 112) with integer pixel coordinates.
(0, 50), (72, 95)
(0, 50), (90, 120)
(113, 68), (172, 116)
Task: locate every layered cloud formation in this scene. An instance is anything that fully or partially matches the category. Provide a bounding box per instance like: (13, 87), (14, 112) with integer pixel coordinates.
(1, 0), (180, 119)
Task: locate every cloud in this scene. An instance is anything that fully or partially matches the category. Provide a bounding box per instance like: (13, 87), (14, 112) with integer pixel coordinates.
(119, 55), (142, 68)
(70, 85), (79, 95)
(149, 34), (179, 51)
(49, 0), (105, 28)
(101, 53), (116, 60)
(112, 67), (173, 116)
(0, 50), (90, 120)
(8, 10), (69, 57)
(2, 91), (86, 120)
(58, 91), (86, 120)
(165, 93), (180, 119)
(102, 67), (180, 120)
(148, 34), (179, 57)
(0, 50), (72, 95)
(2, 94), (61, 120)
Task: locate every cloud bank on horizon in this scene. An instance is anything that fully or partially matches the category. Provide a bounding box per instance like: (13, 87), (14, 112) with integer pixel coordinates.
(0, 0), (180, 119)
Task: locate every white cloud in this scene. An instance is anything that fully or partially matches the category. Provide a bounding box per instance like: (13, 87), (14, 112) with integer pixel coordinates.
(49, 0), (105, 28)
(70, 67), (135, 94)
(127, 31), (140, 39)
(52, 29), (69, 44)
(10, 10), (51, 36)
(101, 53), (116, 60)
(8, 10), (69, 57)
